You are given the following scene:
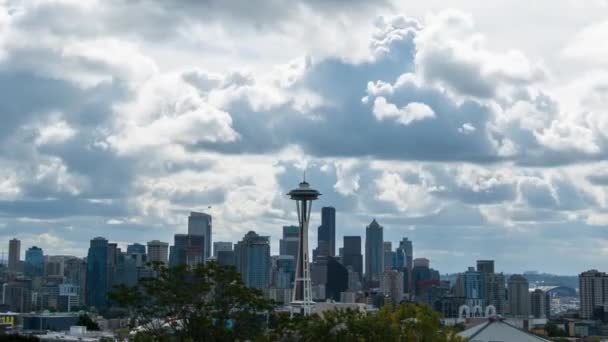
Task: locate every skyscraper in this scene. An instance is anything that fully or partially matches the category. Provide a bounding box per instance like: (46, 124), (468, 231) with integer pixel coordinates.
(342, 236), (363, 277)
(462, 267), (484, 301)
(365, 219), (383, 283)
(8, 238), (20, 272)
(395, 238), (413, 292)
(185, 235), (205, 266)
(275, 255), (295, 289)
(126, 243), (146, 255)
(147, 240), (169, 264)
(507, 274), (530, 317)
(280, 226), (299, 261)
(85, 237), (109, 310)
(188, 211), (212, 261)
(477, 260), (495, 274)
(325, 256), (348, 301)
(381, 269), (405, 306)
(411, 258), (439, 298)
(65, 258), (87, 307)
(383, 241), (393, 271)
(234, 231), (271, 289)
(485, 273), (507, 315)
(579, 270), (608, 319)
(24, 246), (44, 278)
(213, 242), (232, 257)
(169, 234), (205, 267)
(315, 207), (336, 258)
(530, 289), (549, 319)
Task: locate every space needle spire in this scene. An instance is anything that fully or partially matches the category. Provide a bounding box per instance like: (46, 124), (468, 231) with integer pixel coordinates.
(287, 176), (320, 315)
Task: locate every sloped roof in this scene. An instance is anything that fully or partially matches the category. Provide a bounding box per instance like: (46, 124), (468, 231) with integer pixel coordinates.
(458, 318), (550, 342)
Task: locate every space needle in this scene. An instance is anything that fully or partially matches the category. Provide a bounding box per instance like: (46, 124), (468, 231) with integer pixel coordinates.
(288, 176), (320, 316)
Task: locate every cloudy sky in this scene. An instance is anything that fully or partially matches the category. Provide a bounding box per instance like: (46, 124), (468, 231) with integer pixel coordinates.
(1, 0), (608, 274)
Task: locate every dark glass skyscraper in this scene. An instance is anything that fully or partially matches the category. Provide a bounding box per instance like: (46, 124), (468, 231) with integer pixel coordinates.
(86, 237), (109, 310)
(326, 256), (348, 301)
(477, 260), (495, 274)
(342, 236), (363, 276)
(315, 207), (336, 258)
(24, 246), (44, 278)
(365, 219), (383, 283)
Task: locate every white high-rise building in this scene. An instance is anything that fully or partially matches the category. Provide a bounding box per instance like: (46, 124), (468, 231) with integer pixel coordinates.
(381, 269), (404, 305)
(188, 212), (212, 261)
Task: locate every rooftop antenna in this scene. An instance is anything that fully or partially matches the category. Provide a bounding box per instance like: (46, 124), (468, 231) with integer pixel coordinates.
(303, 170), (306, 183)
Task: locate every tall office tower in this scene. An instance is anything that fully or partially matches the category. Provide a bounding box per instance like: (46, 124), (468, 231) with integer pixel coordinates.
(287, 179), (320, 315)
(381, 269), (405, 306)
(275, 255), (295, 289)
(315, 207), (336, 258)
(485, 273), (506, 315)
(383, 241), (393, 271)
(310, 256), (347, 302)
(507, 274), (530, 317)
(170, 234), (189, 266)
(530, 288), (549, 319)
(126, 243), (146, 255)
(213, 242), (233, 257)
(3, 278), (32, 312)
(185, 235), (205, 266)
(413, 258), (430, 268)
(395, 238), (413, 292)
(114, 252), (138, 287)
(579, 270), (608, 319)
(326, 256), (347, 301)
(8, 238), (20, 272)
(365, 219), (383, 283)
(216, 250), (235, 267)
(107, 243), (119, 267)
(347, 267), (363, 292)
(24, 246), (44, 278)
(342, 236), (363, 277)
(188, 211), (212, 261)
(147, 240), (169, 264)
(463, 267), (484, 302)
(477, 260), (495, 274)
(169, 234), (204, 267)
(234, 231), (271, 289)
(280, 226), (299, 261)
(86, 237), (109, 310)
(411, 258), (439, 297)
(394, 238), (413, 269)
(65, 258), (87, 307)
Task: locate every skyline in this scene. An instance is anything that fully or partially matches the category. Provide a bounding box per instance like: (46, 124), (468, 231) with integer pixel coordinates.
(0, 205), (591, 276)
(2, 1), (608, 275)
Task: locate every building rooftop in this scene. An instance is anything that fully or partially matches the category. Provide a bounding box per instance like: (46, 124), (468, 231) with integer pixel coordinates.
(458, 317), (550, 342)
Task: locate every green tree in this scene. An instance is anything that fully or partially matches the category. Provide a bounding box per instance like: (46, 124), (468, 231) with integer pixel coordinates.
(76, 313), (100, 331)
(110, 261), (272, 341)
(267, 303), (463, 342)
(545, 321), (567, 337)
